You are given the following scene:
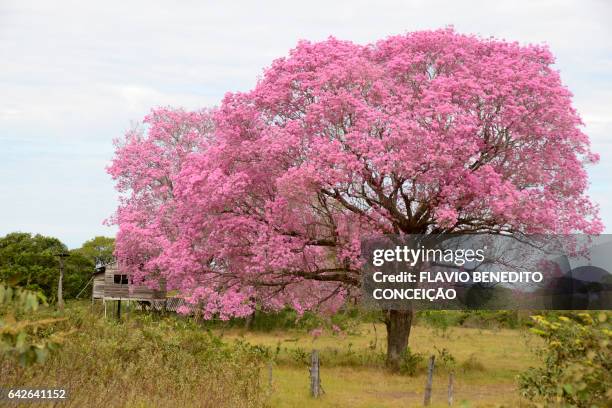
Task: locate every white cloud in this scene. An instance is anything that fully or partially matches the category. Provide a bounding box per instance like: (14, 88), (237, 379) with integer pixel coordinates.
(0, 0), (610, 246)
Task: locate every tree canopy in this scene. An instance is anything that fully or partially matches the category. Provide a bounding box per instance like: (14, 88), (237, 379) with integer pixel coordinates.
(72, 236), (115, 265)
(108, 28), (601, 366)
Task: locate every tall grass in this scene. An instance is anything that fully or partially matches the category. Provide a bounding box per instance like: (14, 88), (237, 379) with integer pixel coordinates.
(0, 302), (268, 407)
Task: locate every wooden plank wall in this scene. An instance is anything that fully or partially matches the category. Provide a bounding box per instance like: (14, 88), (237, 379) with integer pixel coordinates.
(102, 263), (166, 300)
(92, 275), (105, 299)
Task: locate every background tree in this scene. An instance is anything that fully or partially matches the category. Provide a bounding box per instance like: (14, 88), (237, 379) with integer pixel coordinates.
(72, 236), (115, 265)
(0, 233), (95, 301)
(110, 29), (602, 369)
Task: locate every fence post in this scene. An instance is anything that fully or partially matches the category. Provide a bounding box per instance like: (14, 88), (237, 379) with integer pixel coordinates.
(268, 362), (273, 388)
(447, 372), (454, 406)
(423, 355), (435, 406)
(310, 349), (321, 398)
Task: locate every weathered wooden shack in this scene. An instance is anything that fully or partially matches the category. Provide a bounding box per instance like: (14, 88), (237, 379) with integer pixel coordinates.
(92, 262), (190, 316)
(92, 261), (166, 301)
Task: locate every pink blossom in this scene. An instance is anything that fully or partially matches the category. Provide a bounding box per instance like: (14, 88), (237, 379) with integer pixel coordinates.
(109, 29), (602, 320)
(310, 327), (324, 340)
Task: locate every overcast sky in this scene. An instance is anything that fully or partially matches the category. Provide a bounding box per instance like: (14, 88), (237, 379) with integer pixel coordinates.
(1, 0), (611, 248)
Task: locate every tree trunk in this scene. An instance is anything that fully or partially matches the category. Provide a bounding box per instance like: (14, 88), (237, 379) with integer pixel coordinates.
(245, 309), (255, 330)
(384, 309), (413, 370)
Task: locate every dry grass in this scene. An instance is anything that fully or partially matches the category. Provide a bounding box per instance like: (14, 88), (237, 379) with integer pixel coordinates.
(1, 302), (267, 408)
(1, 302), (542, 407)
(220, 323), (541, 407)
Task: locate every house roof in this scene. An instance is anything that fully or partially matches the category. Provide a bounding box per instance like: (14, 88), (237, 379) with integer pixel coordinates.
(93, 260), (116, 276)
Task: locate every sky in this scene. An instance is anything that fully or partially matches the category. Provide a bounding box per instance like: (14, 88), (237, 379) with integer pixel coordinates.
(1, 0), (611, 248)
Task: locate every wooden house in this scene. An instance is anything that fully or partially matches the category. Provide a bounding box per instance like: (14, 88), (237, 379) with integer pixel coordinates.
(92, 261), (166, 301)
(92, 262), (192, 316)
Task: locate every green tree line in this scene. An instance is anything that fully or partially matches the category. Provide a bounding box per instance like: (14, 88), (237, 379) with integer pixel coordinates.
(0, 233), (114, 301)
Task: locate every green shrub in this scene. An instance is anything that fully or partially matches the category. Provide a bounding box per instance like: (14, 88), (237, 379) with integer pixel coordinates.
(518, 312), (612, 407)
(417, 310), (463, 331)
(416, 310), (521, 331)
(0, 302), (268, 407)
(435, 346), (457, 371)
(0, 283), (69, 366)
(287, 346), (309, 365)
(459, 353), (485, 373)
(461, 311), (520, 329)
(206, 308), (316, 332)
(398, 347), (425, 376)
(272, 342), (386, 369)
(211, 306), (369, 336)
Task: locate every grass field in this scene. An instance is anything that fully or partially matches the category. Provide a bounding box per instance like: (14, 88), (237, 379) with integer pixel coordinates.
(2, 300), (542, 407)
(1, 302), (268, 408)
(220, 323), (540, 407)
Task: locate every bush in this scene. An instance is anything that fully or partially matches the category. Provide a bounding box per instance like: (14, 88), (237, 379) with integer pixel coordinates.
(416, 310), (521, 331)
(206, 308), (318, 332)
(213, 306), (368, 335)
(518, 312), (612, 407)
(459, 353), (485, 373)
(458, 310), (520, 329)
(0, 283), (69, 366)
(434, 346), (457, 371)
(271, 342), (386, 369)
(417, 311), (461, 335)
(398, 348), (425, 376)
(0, 302), (268, 407)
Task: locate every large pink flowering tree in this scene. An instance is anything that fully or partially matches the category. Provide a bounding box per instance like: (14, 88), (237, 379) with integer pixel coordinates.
(109, 29), (602, 368)
(107, 107), (214, 286)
